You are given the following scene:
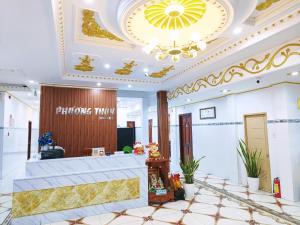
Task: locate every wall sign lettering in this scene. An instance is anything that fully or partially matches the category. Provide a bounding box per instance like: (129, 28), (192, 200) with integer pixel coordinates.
(56, 106), (115, 120)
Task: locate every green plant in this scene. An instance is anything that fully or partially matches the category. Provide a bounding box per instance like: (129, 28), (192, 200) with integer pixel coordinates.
(122, 145), (133, 154)
(237, 139), (262, 178)
(180, 157), (205, 184)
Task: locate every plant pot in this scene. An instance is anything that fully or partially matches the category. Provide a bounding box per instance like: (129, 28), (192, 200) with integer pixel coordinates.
(41, 144), (49, 151)
(183, 183), (195, 200)
(247, 177), (259, 192)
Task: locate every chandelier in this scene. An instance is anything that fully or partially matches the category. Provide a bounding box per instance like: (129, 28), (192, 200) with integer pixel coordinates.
(142, 31), (207, 63)
(143, 0), (207, 62)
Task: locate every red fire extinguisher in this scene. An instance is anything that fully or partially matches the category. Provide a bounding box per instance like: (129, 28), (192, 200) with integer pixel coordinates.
(273, 177), (281, 198)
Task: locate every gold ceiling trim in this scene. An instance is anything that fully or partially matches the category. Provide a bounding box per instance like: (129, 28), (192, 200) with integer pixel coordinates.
(114, 61), (137, 75)
(82, 9), (124, 42)
(149, 66), (175, 78)
(144, 0), (206, 30)
(256, 0), (280, 11)
(167, 9), (300, 81)
(74, 55), (94, 72)
(167, 41), (300, 100)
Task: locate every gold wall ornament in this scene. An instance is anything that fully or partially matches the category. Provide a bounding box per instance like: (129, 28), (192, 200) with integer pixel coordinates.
(114, 61), (137, 75)
(82, 10), (123, 42)
(149, 66), (175, 78)
(256, 0), (280, 11)
(167, 41), (300, 100)
(74, 55), (94, 72)
(144, 0), (206, 30)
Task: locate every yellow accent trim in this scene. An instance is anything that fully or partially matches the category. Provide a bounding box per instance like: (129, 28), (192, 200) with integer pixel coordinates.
(74, 55), (94, 72)
(144, 0), (206, 30)
(167, 41), (300, 99)
(82, 10), (123, 42)
(114, 61), (137, 75)
(256, 0), (280, 11)
(298, 98), (300, 109)
(149, 66), (174, 78)
(12, 178), (140, 218)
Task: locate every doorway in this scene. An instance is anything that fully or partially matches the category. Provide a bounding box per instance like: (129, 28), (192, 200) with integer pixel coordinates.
(148, 119), (153, 143)
(179, 113), (193, 163)
(244, 113), (272, 192)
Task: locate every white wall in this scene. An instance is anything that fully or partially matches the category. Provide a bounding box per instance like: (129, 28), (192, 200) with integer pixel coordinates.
(2, 93), (39, 154)
(0, 92), (5, 179)
(169, 83), (300, 201)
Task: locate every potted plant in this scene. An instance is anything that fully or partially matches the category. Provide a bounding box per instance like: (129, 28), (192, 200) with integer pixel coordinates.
(180, 156), (205, 200)
(237, 139), (262, 192)
(38, 132), (53, 150)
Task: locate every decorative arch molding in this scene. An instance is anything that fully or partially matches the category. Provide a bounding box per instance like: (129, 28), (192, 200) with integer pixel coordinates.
(167, 39), (300, 100)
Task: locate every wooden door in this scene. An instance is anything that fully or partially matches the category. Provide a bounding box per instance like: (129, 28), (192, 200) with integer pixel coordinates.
(244, 113), (272, 192)
(27, 121), (32, 160)
(179, 113), (193, 163)
(148, 119), (153, 143)
(127, 121), (135, 128)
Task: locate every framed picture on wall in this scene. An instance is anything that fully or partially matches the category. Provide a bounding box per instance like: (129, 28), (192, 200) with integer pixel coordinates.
(199, 107), (216, 120)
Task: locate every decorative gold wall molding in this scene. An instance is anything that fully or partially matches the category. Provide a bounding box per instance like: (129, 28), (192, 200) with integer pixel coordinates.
(82, 9), (123, 42)
(256, 0), (280, 11)
(114, 61), (137, 75)
(12, 178), (140, 218)
(167, 41), (300, 100)
(74, 55), (94, 72)
(149, 66), (174, 78)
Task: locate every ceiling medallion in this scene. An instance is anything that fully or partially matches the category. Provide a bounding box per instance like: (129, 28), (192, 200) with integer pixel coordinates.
(82, 10), (124, 42)
(144, 0), (206, 30)
(114, 61), (137, 75)
(256, 0), (280, 11)
(74, 55), (94, 72)
(148, 66), (175, 78)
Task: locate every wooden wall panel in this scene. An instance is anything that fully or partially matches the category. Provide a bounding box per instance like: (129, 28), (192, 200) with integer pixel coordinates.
(39, 86), (117, 157)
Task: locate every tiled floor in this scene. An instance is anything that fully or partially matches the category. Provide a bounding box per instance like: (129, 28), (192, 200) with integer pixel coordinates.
(0, 193), (11, 225)
(48, 185), (291, 225)
(194, 172), (300, 224)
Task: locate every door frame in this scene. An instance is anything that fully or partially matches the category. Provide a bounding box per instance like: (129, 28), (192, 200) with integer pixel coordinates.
(244, 113), (272, 191)
(148, 119), (153, 143)
(179, 113), (193, 163)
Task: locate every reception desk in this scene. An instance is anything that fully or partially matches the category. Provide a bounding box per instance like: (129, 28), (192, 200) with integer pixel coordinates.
(11, 154), (148, 225)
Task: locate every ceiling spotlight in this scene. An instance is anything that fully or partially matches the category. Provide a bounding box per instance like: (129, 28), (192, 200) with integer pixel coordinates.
(128, 84), (132, 88)
(233, 27), (242, 35)
(290, 71), (299, 76)
(186, 98), (191, 103)
(143, 68), (149, 73)
(104, 64), (110, 69)
(84, 0), (94, 4)
(96, 82), (102, 86)
(29, 80), (35, 84)
(221, 89), (230, 94)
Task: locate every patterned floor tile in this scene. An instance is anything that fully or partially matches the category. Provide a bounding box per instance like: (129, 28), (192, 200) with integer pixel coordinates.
(152, 208), (184, 223)
(189, 202), (219, 215)
(194, 194), (221, 205)
(182, 213), (215, 225)
(126, 206), (156, 218)
(162, 200), (190, 211)
(219, 207), (251, 221)
(109, 215), (144, 225)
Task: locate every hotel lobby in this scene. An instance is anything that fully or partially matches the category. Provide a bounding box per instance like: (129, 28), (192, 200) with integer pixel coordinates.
(1, 0), (300, 224)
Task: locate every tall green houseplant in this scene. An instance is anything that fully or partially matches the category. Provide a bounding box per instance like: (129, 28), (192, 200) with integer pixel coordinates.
(237, 139), (262, 178)
(180, 157), (205, 184)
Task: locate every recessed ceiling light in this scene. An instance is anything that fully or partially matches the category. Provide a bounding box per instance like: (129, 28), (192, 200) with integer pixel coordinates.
(143, 68), (149, 73)
(29, 80), (35, 84)
(221, 89), (230, 94)
(128, 84), (132, 88)
(27, 93), (32, 96)
(291, 71), (299, 76)
(186, 98), (191, 102)
(104, 64), (110, 69)
(84, 0), (94, 4)
(233, 27), (242, 35)
(96, 82), (102, 86)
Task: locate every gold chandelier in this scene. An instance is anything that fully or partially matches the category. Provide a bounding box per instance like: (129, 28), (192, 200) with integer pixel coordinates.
(143, 31), (206, 63)
(143, 0), (207, 62)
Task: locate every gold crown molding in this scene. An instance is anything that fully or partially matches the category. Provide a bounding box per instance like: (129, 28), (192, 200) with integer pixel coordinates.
(169, 82), (300, 108)
(74, 55), (94, 72)
(167, 40), (300, 100)
(165, 9), (300, 82)
(149, 66), (174, 78)
(256, 0), (280, 11)
(144, 0), (206, 30)
(114, 61), (137, 75)
(63, 73), (161, 85)
(82, 10), (124, 42)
